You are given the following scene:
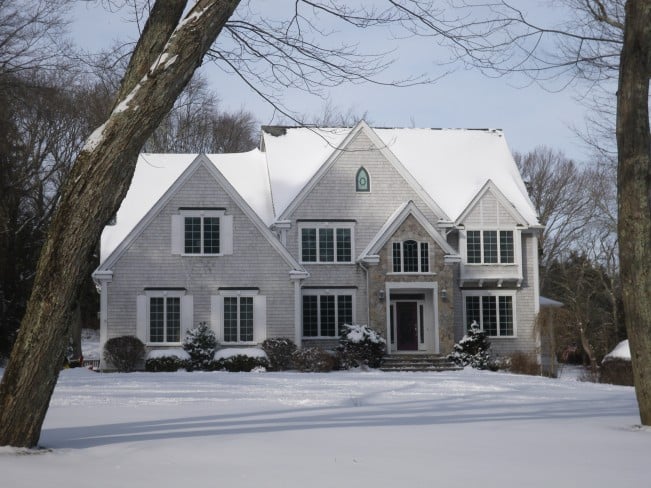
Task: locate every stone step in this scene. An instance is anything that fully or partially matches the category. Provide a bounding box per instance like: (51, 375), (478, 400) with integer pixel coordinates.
(379, 354), (462, 372)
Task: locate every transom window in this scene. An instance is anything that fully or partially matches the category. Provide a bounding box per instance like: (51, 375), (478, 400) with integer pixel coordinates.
(466, 230), (514, 264)
(149, 295), (181, 343)
(356, 167), (370, 192)
(302, 291), (354, 337)
(464, 293), (514, 337)
(392, 240), (429, 273)
(300, 223), (353, 263)
(223, 296), (253, 343)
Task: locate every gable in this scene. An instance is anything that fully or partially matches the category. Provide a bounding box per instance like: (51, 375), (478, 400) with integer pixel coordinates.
(456, 180), (528, 227)
(97, 156), (302, 273)
(359, 201), (459, 262)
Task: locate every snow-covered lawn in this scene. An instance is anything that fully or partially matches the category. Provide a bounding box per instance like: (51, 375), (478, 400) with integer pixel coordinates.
(1, 368), (650, 487)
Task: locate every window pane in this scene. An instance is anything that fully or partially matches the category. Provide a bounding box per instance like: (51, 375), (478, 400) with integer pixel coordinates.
(356, 167), (370, 192)
(320, 295), (336, 336)
(392, 242), (401, 272)
(500, 231), (514, 263)
(150, 297), (165, 342)
(301, 228), (317, 262)
(166, 297), (180, 342)
(336, 228), (351, 262)
(224, 297), (238, 342)
(465, 296), (480, 331)
(184, 217), (201, 254)
(302, 296), (318, 336)
(240, 297), (253, 342)
(420, 242), (429, 272)
(203, 217), (220, 254)
(467, 231), (481, 263)
(499, 296), (514, 336)
(482, 296), (497, 336)
(484, 231), (498, 263)
(403, 240), (418, 272)
(337, 295), (353, 329)
(319, 228), (334, 262)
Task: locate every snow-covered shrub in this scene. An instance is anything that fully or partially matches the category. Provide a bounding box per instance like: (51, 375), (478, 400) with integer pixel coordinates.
(336, 324), (386, 369)
(183, 322), (217, 371)
(292, 347), (336, 372)
(145, 349), (190, 372)
(601, 341), (633, 385)
(210, 348), (269, 372)
(447, 322), (491, 370)
(103, 335), (145, 372)
(261, 337), (297, 371)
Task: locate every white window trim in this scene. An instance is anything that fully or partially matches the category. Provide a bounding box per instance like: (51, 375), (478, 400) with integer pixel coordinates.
(180, 209), (225, 256)
(464, 229), (517, 266)
(462, 290), (517, 338)
(214, 290), (265, 345)
(301, 288), (356, 339)
(390, 240), (432, 274)
(298, 222), (355, 264)
(143, 289), (187, 345)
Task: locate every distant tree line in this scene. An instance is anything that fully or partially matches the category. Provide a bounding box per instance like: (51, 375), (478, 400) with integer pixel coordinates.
(0, 1), (257, 360)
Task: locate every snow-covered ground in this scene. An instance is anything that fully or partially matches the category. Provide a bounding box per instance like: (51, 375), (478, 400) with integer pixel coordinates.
(1, 368), (649, 487)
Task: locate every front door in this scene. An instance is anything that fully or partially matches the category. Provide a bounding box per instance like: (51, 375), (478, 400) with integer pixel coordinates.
(396, 301), (418, 351)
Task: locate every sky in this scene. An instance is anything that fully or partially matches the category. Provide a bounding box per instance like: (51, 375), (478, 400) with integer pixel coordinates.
(70, 1), (600, 163)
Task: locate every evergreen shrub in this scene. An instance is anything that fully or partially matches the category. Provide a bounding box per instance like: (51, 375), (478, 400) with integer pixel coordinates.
(210, 354), (269, 372)
(337, 324), (386, 369)
(261, 337), (297, 371)
(447, 322), (491, 369)
(103, 335), (145, 372)
(292, 347), (336, 372)
(183, 322), (217, 371)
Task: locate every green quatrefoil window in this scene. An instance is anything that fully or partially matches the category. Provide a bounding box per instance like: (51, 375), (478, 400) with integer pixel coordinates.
(356, 167), (370, 192)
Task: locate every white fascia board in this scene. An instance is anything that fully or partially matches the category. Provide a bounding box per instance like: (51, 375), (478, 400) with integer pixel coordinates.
(199, 155), (306, 275)
(455, 179), (529, 227)
(277, 122), (367, 221)
(358, 122), (450, 221)
(97, 156), (206, 272)
(358, 201), (458, 261)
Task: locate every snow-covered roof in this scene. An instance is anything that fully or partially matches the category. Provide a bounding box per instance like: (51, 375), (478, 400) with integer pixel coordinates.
(100, 150), (273, 263)
(262, 124), (539, 225)
(603, 340), (631, 362)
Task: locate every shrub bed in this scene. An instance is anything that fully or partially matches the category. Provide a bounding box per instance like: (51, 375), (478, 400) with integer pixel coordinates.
(145, 349), (191, 372)
(261, 337), (297, 371)
(210, 348), (269, 372)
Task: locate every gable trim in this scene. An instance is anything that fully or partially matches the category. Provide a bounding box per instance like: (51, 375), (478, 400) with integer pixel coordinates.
(455, 180), (529, 227)
(357, 201), (459, 262)
(277, 121), (450, 222)
(95, 155), (305, 275)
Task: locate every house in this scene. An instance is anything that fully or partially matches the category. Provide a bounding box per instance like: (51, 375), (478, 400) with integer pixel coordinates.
(93, 121), (543, 369)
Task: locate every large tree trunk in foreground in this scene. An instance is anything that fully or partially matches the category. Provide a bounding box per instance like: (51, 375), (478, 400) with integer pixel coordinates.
(0, 0), (240, 448)
(616, 0), (651, 426)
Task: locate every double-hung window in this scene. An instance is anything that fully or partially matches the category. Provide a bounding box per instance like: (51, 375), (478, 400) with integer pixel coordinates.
(223, 296), (254, 343)
(466, 230), (514, 264)
(171, 209), (233, 256)
(302, 290), (354, 337)
(464, 292), (515, 337)
(212, 290), (266, 344)
(137, 289), (192, 344)
(392, 240), (429, 273)
(300, 223), (353, 263)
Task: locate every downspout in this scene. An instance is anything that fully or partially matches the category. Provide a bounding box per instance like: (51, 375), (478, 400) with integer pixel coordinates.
(358, 261), (371, 327)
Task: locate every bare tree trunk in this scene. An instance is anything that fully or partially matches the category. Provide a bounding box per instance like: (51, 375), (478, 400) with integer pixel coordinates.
(616, 0), (651, 426)
(0, 0), (240, 448)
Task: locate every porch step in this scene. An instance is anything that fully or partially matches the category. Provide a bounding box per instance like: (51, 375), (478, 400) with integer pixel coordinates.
(379, 354), (462, 372)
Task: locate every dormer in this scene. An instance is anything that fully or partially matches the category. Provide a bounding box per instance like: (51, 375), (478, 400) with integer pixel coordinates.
(456, 180), (527, 287)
